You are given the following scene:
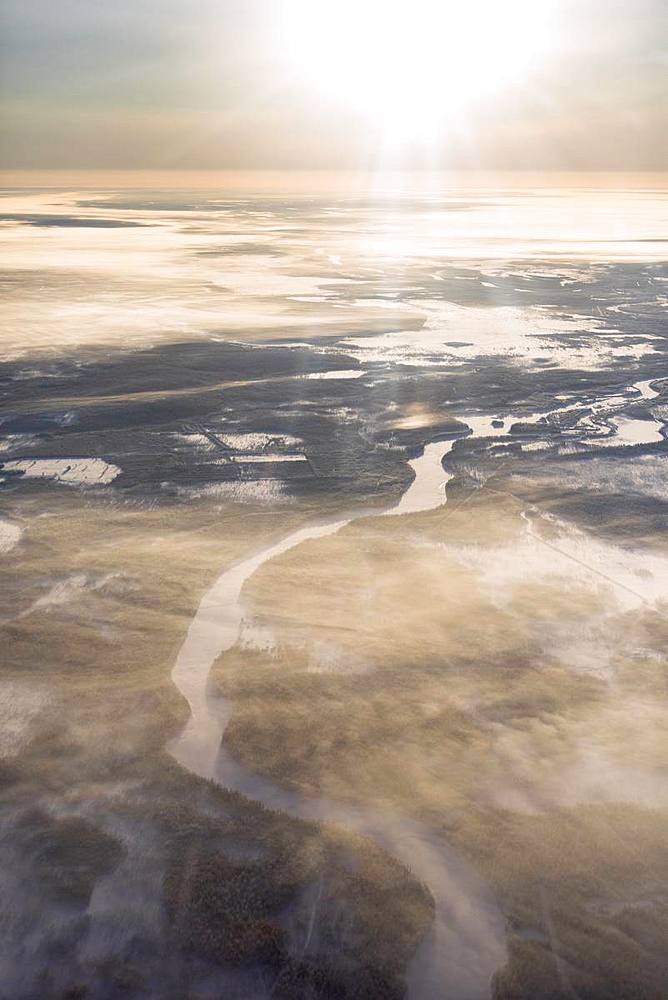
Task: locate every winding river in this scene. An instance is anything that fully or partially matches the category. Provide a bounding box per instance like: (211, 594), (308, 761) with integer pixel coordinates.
(169, 433), (508, 999)
(168, 377), (663, 998)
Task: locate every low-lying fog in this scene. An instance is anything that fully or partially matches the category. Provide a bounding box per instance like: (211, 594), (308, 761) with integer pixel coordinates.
(1, 178), (667, 999)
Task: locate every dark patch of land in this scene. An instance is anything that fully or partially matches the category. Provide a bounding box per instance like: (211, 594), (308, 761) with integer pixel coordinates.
(0, 213), (146, 228)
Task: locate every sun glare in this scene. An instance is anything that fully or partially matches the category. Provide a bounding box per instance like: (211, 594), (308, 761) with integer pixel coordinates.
(281, 0), (556, 144)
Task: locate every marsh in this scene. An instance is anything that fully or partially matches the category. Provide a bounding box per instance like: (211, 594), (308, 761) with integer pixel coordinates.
(1, 176), (667, 999)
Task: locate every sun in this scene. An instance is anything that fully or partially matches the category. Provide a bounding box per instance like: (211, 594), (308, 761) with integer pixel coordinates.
(280, 0), (556, 144)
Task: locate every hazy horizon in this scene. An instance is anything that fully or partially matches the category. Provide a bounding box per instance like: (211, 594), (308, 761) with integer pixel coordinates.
(2, 169), (668, 193)
(1, 0), (666, 171)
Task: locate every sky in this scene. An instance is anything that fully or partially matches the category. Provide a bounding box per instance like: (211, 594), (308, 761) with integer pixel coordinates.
(0, 0), (666, 171)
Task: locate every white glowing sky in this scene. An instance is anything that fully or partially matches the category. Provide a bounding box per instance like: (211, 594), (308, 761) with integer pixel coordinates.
(282, 0), (557, 142)
(0, 0), (664, 169)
